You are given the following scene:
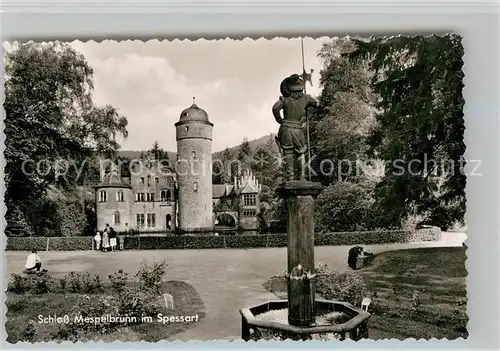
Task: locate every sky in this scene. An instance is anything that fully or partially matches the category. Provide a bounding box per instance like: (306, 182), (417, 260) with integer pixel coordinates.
(67, 37), (333, 152)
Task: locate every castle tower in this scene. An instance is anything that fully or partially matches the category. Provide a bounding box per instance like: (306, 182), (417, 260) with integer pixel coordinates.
(175, 98), (214, 233)
(94, 163), (133, 232)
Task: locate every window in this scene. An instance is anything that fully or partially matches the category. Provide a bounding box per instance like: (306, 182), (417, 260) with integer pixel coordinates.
(243, 194), (256, 206)
(114, 212), (120, 225)
(185, 126), (189, 132)
(99, 190), (107, 202)
(135, 193), (145, 202)
(147, 213), (156, 227)
(116, 190), (124, 202)
(161, 189), (172, 202)
(140, 177), (145, 184)
(136, 214), (145, 227)
(191, 151), (196, 158)
(193, 182), (198, 192)
(147, 175), (151, 186)
(155, 177), (159, 184)
(146, 193), (155, 202)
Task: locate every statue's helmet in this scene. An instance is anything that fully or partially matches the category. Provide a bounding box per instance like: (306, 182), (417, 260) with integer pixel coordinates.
(287, 74), (305, 92)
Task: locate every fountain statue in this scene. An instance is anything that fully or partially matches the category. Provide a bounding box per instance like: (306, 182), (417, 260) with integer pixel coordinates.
(239, 73), (371, 341)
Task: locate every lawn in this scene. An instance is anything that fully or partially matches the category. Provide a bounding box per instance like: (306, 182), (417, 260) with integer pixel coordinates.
(264, 247), (468, 340)
(6, 265), (205, 343)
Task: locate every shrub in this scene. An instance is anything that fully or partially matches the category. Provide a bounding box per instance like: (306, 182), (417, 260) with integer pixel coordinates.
(30, 274), (54, 294)
(52, 294), (121, 342)
(136, 260), (167, 295)
(108, 269), (129, 293)
(64, 272), (83, 293)
(7, 273), (57, 294)
(117, 285), (163, 320)
(316, 268), (368, 306)
(80, 272), (102, 293)
(7, 274), (30, 294)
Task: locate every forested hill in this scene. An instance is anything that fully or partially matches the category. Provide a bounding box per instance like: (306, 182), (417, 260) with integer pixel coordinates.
(117, 133), (278, 161)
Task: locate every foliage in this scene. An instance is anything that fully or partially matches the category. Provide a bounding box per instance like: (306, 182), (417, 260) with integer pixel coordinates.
(108, 269), (129, 293)
(4, 42), (128, 237)
(315, 181), (375, 232)
(135, 260), (168, 295)
(311, 38), (377, 185)
(349, 34), (466, 229)
(7, 228), (440, 252)
(316, 269), (369, 306)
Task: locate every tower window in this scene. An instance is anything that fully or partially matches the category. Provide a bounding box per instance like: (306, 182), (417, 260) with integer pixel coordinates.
(185, 126), (189, 132)
(116, 190), (124, 202)
(191, 151), (196, 158)
(99, 190), (107, 202)
(193, 182), (198, 192)
(114, 212), (121, 225)
(161, 189), (172, 202)
(243, 194), (256, 206)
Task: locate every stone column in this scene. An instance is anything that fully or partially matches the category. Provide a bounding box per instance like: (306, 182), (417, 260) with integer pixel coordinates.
(278, 180), (323, 327)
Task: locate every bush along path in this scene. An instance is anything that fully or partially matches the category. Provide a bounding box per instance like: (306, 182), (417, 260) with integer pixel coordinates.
(5, 261), (205, 343)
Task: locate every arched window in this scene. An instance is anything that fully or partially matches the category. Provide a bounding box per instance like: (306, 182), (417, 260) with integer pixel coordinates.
(113, 212), (120, 225)
(161, 189), (172, 202)
(116, 190), (124, 202)
(99, 190), (107, 202)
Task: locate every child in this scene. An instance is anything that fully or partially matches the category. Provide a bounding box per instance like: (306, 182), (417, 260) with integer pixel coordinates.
(118, 234), (125, 251)
(25, 249), (42, 273)
(94, 231), (102, 251)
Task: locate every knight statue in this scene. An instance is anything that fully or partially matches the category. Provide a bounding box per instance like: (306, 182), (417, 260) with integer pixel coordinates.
(272, 74), (317, 181)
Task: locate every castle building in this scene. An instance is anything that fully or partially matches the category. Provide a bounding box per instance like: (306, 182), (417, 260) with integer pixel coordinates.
(94, 101), (261, 234)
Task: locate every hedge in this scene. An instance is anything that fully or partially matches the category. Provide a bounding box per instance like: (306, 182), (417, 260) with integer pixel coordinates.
(5, 227), (441, 251)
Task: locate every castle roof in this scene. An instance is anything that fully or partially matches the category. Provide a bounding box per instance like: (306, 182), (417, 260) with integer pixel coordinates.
(179, 103), (210, 123)
(213, 184), (235, 199)
(95, 164), (131, 189)
(235, 169), (261, 194)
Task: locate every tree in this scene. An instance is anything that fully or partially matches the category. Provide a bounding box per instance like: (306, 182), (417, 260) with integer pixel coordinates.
(4, 42), (128, 236)
(349, 34), (466, 229)
(311, 38), (377, 185)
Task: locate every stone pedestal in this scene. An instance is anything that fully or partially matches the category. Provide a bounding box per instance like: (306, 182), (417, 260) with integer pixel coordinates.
(278, 180), (323, 327)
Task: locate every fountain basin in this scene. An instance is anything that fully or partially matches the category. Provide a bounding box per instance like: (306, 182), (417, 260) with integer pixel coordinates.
(240, 299), (370, 341)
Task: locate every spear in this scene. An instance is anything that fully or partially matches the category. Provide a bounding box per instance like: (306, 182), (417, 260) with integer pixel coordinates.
(300, 37), (314, 181)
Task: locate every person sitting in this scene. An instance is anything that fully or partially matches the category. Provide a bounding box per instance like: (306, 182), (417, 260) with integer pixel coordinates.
(25, 249), (42, 274)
